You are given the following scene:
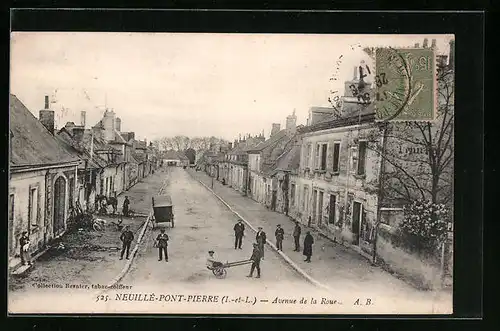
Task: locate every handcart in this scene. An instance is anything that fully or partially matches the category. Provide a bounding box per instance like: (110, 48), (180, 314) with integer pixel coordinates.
(208, 259), (253, 279)
(151, 195), (174, 228)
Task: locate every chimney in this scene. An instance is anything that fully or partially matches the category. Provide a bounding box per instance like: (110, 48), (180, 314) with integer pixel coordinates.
(286, 110), (297, 135)
(39, 96), (55, 134)
(228, 142), (233, 150)
(414, 43), (420, 48)
(423, 38), (429, 48)
(353, 66), (358, 80)
(81, 111), (86, 128)
(73, 127), (85, 143)
(431, 39), (437, 49)
(271, 123), (281, 136)
(65, 121), (75, 134)
(115, 117), (121, 132)
(449, 40), (455, 69)
(102, 109), (115, 142)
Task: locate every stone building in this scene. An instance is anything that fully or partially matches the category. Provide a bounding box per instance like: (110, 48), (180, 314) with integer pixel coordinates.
(9, 95), (81, 271)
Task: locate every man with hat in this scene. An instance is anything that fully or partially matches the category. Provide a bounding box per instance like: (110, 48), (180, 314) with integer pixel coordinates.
(255, 226), (267, 259)
(233, 219), (245, 250)
(247, 243), (262, 278)
(155, 229), (169, 262)
(119, 225), (134, 260)
(275, 224), (285, 251)
(292, 220), (302, 252)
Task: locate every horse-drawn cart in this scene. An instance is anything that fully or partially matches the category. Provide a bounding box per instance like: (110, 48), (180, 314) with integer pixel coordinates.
(151, 195), (174, 228)
(209, 259), (253, 279)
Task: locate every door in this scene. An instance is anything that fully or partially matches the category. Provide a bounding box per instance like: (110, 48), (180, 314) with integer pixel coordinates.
(318, 191), (324, 225)
(53, 176), (67, 236)
(329, 194), (336, 225)
(312, 190), (318, 224)
(352, 201), (362, 245)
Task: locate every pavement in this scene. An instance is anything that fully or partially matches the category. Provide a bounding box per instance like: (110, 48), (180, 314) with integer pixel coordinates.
(187, 169), (453, 314)
(8, 170), (167, 313)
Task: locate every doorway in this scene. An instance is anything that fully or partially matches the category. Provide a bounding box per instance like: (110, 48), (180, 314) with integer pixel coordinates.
(53, 176), (67, 237)
(352, 201), (362, 245)
(312, 190), (318, 224)
(329, 194), (336, 225)
(318, 191), (324, 225)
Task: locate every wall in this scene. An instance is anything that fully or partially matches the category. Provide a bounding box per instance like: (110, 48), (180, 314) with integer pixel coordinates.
(375, 224), (444, 290)
(9, 170), (47, 258)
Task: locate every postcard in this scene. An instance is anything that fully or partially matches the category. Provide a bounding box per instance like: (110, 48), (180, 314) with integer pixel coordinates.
(8, 32), (454, 314)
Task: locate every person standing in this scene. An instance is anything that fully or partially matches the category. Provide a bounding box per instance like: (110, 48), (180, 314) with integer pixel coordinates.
(233, 219), (245, 250)
(255, 227), (267, 259)
(247, 243), (262, 278)
(122, 196), (130, 217)
(275, 224), (284, 251)
(303, 231), (314, 262)
(19, 231), (32, 266)
(155, 229), (169, 262)
(119, 225), (134, 260)
(293, 220), (302, 252)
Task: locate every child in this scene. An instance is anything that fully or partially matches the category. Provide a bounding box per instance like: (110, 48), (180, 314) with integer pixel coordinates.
(206, 250), (223, 269)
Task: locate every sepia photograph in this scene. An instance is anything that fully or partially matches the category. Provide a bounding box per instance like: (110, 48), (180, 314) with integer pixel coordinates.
(8, 32), (455, 314)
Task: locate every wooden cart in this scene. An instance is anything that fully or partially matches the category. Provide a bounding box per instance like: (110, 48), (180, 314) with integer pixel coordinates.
(151, 195), (174, 228)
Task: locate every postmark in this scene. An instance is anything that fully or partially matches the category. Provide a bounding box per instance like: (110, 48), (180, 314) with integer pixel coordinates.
(375, 47), (436, 122)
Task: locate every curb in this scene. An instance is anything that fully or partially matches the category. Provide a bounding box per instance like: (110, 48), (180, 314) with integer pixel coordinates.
(190, 171), (331, 292)
(100, 178), (168, 293)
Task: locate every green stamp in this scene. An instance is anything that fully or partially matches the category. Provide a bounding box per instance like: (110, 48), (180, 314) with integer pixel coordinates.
(374, 47), (436, 121)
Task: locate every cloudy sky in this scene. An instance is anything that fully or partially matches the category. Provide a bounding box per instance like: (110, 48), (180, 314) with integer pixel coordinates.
(10, 33), (453, 142)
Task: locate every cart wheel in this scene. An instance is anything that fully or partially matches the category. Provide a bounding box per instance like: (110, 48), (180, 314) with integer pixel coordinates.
(213, 267), (227, 279)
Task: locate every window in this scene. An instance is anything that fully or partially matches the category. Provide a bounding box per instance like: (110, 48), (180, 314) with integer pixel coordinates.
(29, 187), (38, 227)
(303, 186), (309, 212)
(290, 184), (296, 206)
(320, 143), (328, 171)
(332, 142), (341, 173)
(100, 178), (104, 195)
(9, 194), (15, 221)
(328, 194), (336, 224)
(315, 144), (321, 169)
(357, 141), (367, 175)
(306, 144), (312, 168)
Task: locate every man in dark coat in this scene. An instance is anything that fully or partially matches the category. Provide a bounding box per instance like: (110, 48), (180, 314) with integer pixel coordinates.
(275, 224), (284, 251)
(247, 243), (262, 278)
(155, 229), (169, 262)
(293, 220), (302, 252)
(303, 231), (314, 262)
(122, 196), (130, 217)
(119, 225), (134, 260)
(255, 227), (267, 259)
(233, 219), (245, 249)
(19, 231), (32, 266)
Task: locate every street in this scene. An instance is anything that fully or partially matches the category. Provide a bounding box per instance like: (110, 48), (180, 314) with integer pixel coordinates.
(123, 167), (314, 293)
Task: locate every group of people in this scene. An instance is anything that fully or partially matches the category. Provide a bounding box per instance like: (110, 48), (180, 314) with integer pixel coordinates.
(233, 219), (315, 263)
(96, 195), (131, 217)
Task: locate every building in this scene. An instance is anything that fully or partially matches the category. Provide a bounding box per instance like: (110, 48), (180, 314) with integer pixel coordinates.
(292, 64), (382, 256)
(162, 150), (188, 167)
(9, 95), (81, 269)
(247, 111), (298, 209)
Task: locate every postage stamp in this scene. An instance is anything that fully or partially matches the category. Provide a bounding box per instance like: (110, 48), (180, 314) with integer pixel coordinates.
(375, 47), (436, 122)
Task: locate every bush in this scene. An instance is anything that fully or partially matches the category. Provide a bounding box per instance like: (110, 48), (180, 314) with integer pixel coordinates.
(399, 200), (449, 257)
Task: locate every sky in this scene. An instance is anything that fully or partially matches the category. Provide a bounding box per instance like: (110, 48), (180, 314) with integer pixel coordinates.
(10, 33), (453, 142)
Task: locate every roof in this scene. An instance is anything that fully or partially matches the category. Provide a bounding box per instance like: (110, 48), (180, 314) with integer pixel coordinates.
(56, 129), (108, 169)
(177, 151), (189, 160)
(152, 195), (172, 207)
(10, 94), (80, 168)
(133, 152), (147, 163)
(162, 150), (185, 160)
(300, 106), (375, 134)
(245, 130), (288, 153)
